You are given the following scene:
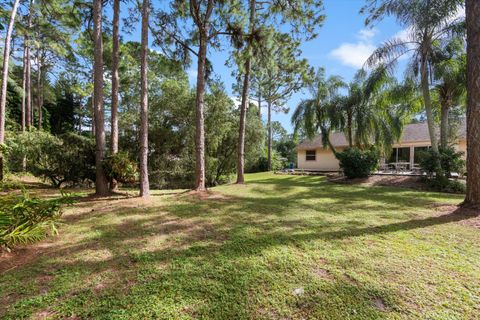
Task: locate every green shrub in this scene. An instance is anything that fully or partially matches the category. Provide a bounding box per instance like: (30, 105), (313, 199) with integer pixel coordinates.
(103, 152), (138, 184)
(337, 147), (379, 179)
(0, 191), (73, 251)
(422, 176), (466, 194)
(246, 148), (284, 172)
(5, 131), (95, 187)
(418, 147), (465, 178)
(418, 147), (466, 193)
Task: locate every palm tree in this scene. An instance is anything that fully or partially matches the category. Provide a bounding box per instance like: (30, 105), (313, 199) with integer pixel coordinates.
(293, 67), (411, 157)
(464, 0), (480, 208)
(363, 0), (464, 155)
(433, 38), (466, 149)
(338, 68), (406, 152)
(291, 68), (345, 154)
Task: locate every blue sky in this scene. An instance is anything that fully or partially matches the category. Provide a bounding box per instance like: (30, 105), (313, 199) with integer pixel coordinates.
(117, 0), (405, 133)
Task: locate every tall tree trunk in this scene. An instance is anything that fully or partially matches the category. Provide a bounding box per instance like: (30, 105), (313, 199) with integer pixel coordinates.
(110, 0), (120, 191)
(93, 0), (109, 196)
(420, 58), (439, 153)
(25, 43), (31, 129)
(440, 100), (449, 149)
(0, 0), (20, 181)
(236, 0), (255, 184)
(36, 50), (42, 130)
(21, 43), (27, 132)
(139, 0), (150, 198)
(21, 38), (27, 171)
(194, 31), (208, 191)
(26, 0), (32, 129)
(464, 0), (480, 208)
(267, 99), (272, 171)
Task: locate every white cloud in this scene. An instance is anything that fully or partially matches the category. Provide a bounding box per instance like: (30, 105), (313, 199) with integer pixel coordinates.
(357, 28), (378, 41)
(329, 28), (378, 69)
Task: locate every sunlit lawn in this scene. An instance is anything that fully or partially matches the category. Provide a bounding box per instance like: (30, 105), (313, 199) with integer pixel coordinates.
(1, 173), (479, 319)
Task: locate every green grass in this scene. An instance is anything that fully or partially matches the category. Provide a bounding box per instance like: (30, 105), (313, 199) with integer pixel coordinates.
(1, 173), (479, 319)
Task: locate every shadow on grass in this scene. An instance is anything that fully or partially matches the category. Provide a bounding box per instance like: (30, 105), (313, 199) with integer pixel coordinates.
(0, 175), (477, 319)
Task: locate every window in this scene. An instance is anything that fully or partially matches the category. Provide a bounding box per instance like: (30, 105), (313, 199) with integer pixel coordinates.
(388, 147), (411, 163)
(414, 146), (430, 164)
(306, 150), (316, 161)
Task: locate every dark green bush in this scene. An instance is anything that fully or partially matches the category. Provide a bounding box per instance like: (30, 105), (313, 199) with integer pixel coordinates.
(422, 176), (466, 194)
(0, 191), (73, 251)
(103, 152), (138, 184)
(5, 131), (95, 187)
(418, 147), (465, 178)
(337, 147), (379, 179)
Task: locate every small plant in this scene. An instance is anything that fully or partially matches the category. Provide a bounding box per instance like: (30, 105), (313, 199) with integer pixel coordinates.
(0, 191), (74, 251)
(337, 147), (379, 179)
(103, 152), (138, 184)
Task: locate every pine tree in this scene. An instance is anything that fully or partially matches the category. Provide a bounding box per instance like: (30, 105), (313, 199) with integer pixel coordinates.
(139, 0), (150, 197)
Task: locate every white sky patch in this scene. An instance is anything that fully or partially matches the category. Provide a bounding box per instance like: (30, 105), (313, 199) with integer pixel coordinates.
(231, 96), (259, 110)
(329, 28), (378, 69)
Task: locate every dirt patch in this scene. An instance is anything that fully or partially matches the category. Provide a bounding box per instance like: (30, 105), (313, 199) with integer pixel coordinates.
(372, 297), (388, 312)
(0, 241), (56, 274)
(312, 267), (333, 280)
(328, 174), (428, 190)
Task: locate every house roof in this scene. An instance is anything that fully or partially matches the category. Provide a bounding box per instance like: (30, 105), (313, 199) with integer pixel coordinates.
(296, 121), (467, 150)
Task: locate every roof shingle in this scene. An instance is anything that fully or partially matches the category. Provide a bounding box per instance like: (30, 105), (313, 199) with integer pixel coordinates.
(296, 121), (466, 150)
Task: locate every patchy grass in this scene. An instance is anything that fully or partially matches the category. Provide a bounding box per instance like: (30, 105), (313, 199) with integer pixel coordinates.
(0, 173), (479, 319)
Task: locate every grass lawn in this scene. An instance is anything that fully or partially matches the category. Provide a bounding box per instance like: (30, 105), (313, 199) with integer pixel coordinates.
(1, 173), (479, 319)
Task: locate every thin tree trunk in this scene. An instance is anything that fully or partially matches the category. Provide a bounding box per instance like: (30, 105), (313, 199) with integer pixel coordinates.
(21, 42), (27, 132)
(440, 101), (449, 149)
(347, 111), (353, 147)
(93, 0), (109, 196)
(21, 39), (27, 171)
(236, 0), (255, 184)
(420, 58), (439, 153)
(194, 31), (208, 191)
(0, 0), (20, 181)
(267, 99), (272, 171)
(258, 90), (261, 118)
(26, 0), (32, 130)
(139, 0), (150, 198)
(91, 74), (95, 136)
(25, 43), (31, 129)
(464, 0), (480, 208)
(36, 50), (42, 130)
(110, 0), (120, 191)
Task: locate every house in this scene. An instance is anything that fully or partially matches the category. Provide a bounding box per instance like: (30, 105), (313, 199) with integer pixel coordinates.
(296, 122), (467, 171)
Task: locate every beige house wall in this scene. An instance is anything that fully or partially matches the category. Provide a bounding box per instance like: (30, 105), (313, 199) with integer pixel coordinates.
(297, 139), (467, 171)
(297, 148), (342, 171)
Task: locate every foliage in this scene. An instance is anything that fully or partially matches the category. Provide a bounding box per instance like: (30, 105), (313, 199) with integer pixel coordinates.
(103, 152), (138, 184)
(5, 131), (95, 187)
(418, 147), (465, 179)
(0, 191), (73, 251)
(423, 176), (466, 194)
(247, 148), (284, 173)
(417, 147), (466, 193)
(337, 147), (380, 179)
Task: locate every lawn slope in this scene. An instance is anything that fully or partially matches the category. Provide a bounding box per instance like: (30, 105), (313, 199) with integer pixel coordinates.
(1, 173), (478, 319)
